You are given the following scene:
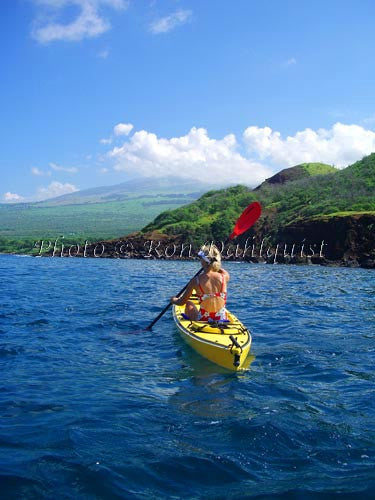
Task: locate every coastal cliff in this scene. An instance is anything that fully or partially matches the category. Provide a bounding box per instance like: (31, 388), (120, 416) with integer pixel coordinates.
(39, 213), (375, 269)
(275, 213), (375, 267)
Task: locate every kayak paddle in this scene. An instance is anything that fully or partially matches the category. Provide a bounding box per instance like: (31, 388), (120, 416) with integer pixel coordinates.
(145, 201), (262, 330)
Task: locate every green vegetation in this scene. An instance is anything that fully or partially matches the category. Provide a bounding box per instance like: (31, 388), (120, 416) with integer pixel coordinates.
(143, 185), (256, 242)
(0, 236), (91, 256)
(0, 237), (39, 255)
(270, 154), (375, 225)
(311, 211), (375, 218)
(143, 154), (375, 244)
(299, 162), (338, 176)
(0, 195), (197, 254)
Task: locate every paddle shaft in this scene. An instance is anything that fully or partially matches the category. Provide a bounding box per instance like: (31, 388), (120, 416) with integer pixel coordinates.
(145, 267), (203, 330)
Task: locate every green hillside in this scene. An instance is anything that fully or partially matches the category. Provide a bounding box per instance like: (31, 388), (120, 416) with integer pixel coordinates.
(0, 197), (195, 240)
(300, 162), (337, 176)
(142, 154), (375, 244)
(0, 197), (194, 254)
(0, 177), (222, 253)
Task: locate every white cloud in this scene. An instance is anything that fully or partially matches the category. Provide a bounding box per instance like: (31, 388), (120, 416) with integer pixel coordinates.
(149, 9), (192, 34)
(243, 122), (375, 168)
(98, 49), (109, 58)
(99, 167), (109, 173)
(31, 167), (46, 176)
(103, 122), (375, 185)
(100, 123), (133, 145)
(49, 162), (78, 173)
(31, 0), (128, 43)
(100, 137), (113, 145)
(3, 192), (24, 202)
(283, 57), (297, 68)
(114, 122), (134, 136)
(109, 127), (272, 185)
(37, 181), (78, 200)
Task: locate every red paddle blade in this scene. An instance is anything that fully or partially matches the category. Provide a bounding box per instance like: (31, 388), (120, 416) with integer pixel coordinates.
(229, 201), (262, 240)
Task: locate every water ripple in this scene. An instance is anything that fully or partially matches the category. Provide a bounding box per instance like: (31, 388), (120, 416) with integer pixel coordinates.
(0, 255), (374, 499)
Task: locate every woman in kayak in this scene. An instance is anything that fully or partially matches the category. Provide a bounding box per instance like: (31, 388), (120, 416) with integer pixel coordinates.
(170, 244), (230, 321)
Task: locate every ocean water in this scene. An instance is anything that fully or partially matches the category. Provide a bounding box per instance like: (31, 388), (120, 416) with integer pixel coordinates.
(0, 254), (374, 499)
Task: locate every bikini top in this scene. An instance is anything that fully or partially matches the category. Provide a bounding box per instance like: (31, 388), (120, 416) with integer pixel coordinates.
(196, 273), (227, 313)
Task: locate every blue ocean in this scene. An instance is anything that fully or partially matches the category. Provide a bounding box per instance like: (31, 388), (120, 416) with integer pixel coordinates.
(0, 254), (374, 499)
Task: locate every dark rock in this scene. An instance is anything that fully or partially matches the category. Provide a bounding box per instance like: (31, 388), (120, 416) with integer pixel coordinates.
(276, 214), (375, 264)
(254, 165), (307, 190)
(310, 256), (327, 265)
(342, 258), (360, 268)
(361, 259), (375, 269)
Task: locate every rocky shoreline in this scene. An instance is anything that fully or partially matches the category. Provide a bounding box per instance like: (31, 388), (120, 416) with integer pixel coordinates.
(274, 213), (375, 269)
(34, 213), (375, 269)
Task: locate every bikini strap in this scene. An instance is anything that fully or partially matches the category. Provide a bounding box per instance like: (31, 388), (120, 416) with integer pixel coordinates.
(196, 277), (205, 295)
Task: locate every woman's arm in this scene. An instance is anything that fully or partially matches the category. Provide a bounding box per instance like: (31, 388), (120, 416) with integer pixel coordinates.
(221, 268), (230, 282)
(170, 277), (196, 305)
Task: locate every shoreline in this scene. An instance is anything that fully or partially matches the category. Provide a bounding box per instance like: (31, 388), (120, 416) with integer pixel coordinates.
(29, 232), (375, 269)
(2, 251), (373, 269)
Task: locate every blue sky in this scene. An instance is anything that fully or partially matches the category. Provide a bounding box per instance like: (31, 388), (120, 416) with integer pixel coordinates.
(1, 0), (375, 202)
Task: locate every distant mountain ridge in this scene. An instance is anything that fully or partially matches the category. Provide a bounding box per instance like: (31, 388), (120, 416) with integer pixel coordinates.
(0, 177), (226, 244)
(36, 176), (224, 206)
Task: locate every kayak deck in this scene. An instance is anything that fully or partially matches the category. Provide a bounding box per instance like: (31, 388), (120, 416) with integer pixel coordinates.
(172, 293), (251, 371)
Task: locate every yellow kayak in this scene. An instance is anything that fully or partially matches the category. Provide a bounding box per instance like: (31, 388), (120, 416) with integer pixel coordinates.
(172, 292), (252, 371)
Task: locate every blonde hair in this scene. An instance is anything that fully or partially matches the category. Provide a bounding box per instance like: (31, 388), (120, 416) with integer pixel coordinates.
(199, 244), (222, 272)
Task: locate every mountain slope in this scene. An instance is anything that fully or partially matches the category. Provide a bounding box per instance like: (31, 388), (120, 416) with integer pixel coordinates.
(36, 177), (222, 206)
(0, 178), (224, 242)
